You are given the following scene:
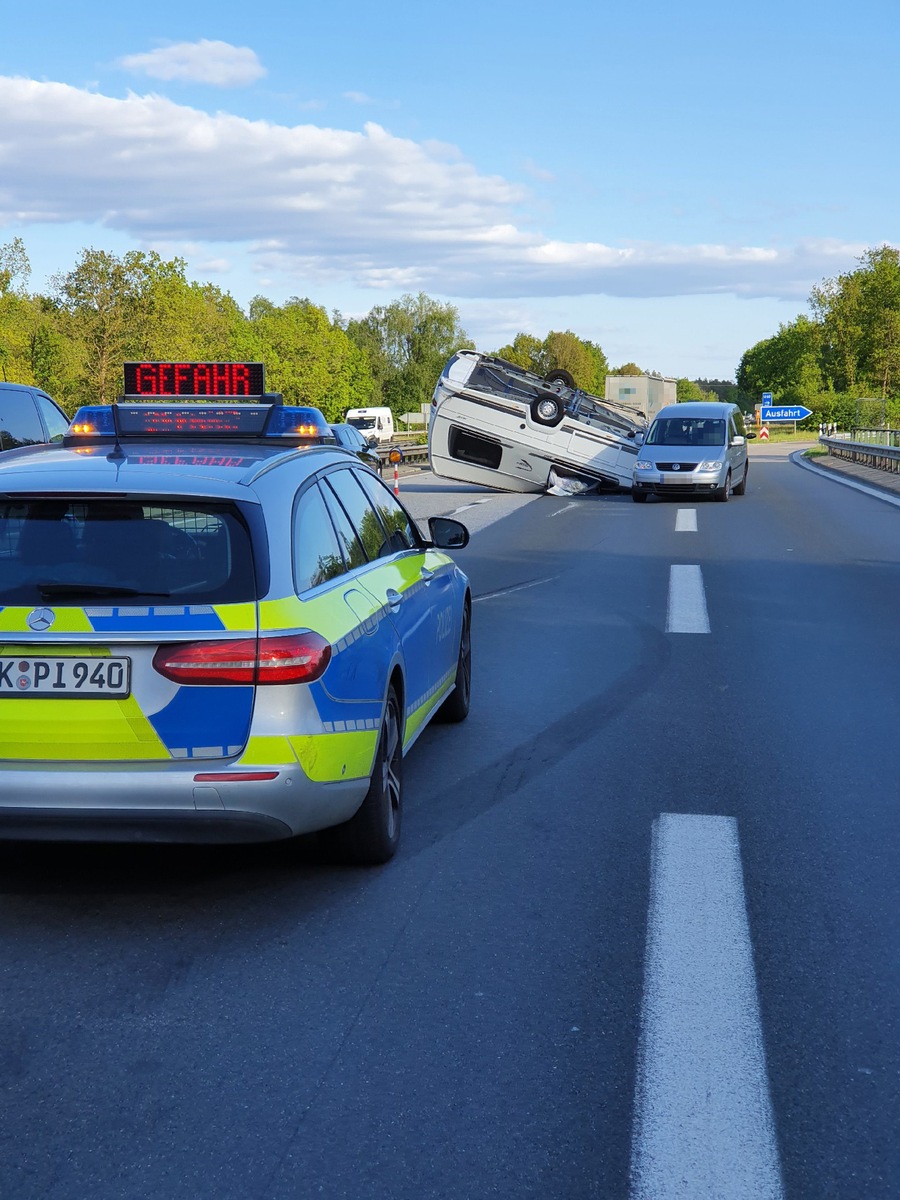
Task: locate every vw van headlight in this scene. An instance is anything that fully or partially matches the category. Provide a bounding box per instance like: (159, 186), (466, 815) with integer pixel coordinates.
(634, 460), (654, 471)
(698, 461), (722, 472)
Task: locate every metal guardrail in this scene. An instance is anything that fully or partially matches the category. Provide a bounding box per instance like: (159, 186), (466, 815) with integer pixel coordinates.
(848, 428), (900, 448)
(376, 443), (429, 470)
(822, 434), (900, 475)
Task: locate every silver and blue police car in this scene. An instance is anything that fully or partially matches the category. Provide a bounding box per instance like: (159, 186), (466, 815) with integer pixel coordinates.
(0, 363), (471, 864)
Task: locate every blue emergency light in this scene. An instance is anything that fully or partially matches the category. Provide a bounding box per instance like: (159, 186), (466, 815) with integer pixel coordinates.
(65, 400), (333, 445)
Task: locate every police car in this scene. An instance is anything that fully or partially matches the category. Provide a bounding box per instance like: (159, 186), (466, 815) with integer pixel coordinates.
(0, 363), (472, 864)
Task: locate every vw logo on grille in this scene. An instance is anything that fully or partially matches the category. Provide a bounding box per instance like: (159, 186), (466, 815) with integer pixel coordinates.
(26, 607), (56, 632)
(672, 463), (681, 471)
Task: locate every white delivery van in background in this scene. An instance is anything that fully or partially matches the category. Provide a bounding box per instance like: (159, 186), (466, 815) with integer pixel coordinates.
(345, 407), (395, 444)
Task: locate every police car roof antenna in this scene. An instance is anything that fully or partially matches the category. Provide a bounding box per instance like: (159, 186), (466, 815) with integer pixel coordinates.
(107, 399), (126, 461)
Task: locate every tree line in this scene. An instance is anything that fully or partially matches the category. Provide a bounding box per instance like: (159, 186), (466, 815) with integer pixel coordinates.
(0, 237), (722, 422)
(737, 245), (900, 428)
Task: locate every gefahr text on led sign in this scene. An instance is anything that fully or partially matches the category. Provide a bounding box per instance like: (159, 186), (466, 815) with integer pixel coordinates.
(123, 362), (266, 398)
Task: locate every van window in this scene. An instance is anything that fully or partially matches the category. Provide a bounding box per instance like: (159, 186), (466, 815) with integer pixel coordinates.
(646, 418), (725, 447)
(449, 426), (503, 469)
(0, 390), (44, 451)
(34, 393), (70, 443)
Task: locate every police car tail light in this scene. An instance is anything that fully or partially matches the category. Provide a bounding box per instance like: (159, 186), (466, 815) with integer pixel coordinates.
(153, 634), (331, 685)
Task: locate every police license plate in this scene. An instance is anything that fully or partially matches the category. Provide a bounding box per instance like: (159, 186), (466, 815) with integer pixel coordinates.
(0, 656), (131, 698)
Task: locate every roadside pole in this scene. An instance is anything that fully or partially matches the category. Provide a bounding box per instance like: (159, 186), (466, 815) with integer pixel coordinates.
(389, 447), (403, 496)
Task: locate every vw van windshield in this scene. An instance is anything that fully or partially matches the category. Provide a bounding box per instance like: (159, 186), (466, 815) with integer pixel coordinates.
(646, 418), (726, 447)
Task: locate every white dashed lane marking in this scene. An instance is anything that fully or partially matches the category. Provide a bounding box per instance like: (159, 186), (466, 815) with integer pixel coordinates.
(675, 508), (697, 532)
(630, 814), (784, 1200)
(666, 565), (709, 633)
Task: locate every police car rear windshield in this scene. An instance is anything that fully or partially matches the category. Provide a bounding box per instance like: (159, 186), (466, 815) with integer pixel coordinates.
(0, 499), (255, 606)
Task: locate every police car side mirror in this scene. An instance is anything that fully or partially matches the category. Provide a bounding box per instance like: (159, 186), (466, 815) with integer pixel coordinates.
(427, 516), (469, 549)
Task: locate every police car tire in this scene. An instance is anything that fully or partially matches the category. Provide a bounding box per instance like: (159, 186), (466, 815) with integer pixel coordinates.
(320, 686), (403, 865)
(436, 602), (471, 723)
(531, 391), (565, 427)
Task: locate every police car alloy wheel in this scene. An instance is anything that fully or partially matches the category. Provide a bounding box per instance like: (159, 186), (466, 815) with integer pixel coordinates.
(436, 602), (471, 723)
(320, 686), (403, 865)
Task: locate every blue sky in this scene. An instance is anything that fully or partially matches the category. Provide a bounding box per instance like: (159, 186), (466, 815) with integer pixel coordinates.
(2, 0), (896, 380)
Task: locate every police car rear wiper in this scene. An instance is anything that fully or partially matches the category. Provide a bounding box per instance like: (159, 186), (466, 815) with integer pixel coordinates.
(37, 583), (172, 599)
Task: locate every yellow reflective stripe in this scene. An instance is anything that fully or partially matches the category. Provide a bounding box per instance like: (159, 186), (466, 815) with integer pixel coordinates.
(237, 734), (299, 766)
(403, 675), (454, 745)
(216, 602), (257, 632)
(0, 643), (168, 761)
(289, 731), (378, 782)
(259, 594), (353, 641)
(0, 607), (93, 633)
(236, 731), (378, 781)
(0, 694), (169, 760)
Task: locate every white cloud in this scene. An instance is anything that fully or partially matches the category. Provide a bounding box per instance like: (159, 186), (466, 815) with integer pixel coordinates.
(118, 40), (266, 88)
(343, 91), (374, 105)
(0, 76), (879, 304)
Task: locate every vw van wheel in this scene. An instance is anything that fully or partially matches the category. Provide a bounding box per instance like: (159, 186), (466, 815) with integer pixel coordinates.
(716, 472), (731, 502)
(437, 603), (471, 723)
(530, 391), (565, 427)
(544, 369), (576, 389)
(631, 487), (648, 503)
(320, 687), (403, 865)
(733, 464), (748, 495)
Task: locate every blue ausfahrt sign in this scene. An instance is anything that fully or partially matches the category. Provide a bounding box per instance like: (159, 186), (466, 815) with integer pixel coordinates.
(760, 404), (812, 422)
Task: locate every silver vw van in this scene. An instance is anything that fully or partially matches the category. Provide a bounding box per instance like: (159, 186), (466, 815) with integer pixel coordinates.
(631, 402), (752, 502)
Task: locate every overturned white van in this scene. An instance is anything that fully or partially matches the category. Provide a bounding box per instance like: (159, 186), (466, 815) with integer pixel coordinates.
(429, 352), (648, 493)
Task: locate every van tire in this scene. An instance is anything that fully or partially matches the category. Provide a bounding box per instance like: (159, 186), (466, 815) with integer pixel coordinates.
(544, 369), (576, 389)
(319, 686), (403, 865)
(733, 464), (748, 495)
(716, 472), (731, 502)
(631, 488), (648, 503)
(530, 391), (566, 427)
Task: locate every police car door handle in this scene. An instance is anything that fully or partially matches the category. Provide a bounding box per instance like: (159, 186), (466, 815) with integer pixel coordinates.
(386, 588), (403, 610)
(420, 566), (434, 584)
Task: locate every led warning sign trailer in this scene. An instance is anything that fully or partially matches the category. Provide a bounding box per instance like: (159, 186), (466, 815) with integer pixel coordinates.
(123, 362), (266, 399)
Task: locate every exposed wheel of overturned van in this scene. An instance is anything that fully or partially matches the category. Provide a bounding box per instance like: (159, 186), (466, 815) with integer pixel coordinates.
(436, 601), (471, 723)
(715, 471), (732, 502)
(733, 463), (748, 495)
(544, 369), (576, 389)
(631, 487), (648, 503)
(319, 685), (403, 865)
(530, 390), (566, 427)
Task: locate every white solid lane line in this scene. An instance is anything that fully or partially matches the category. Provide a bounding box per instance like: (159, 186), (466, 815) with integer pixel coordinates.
(675, 508), (697, 532)
(666, 565), (709, 633)
(630, 814), (783, 1200)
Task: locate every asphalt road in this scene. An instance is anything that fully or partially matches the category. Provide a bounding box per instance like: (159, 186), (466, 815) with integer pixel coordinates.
(0, 443), (897, 1199)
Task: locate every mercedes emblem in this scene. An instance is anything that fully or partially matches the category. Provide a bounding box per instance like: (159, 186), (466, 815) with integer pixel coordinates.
(26, 607), (56, 632)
